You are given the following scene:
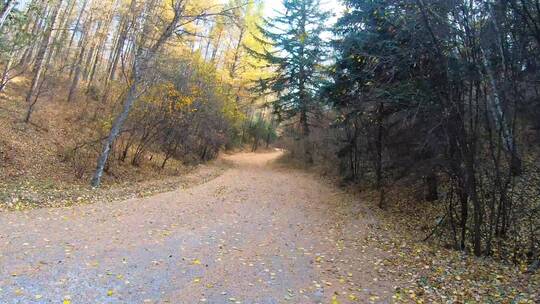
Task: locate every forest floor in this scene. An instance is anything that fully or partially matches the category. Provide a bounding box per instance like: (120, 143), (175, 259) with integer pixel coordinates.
(1, 80), (212, 212)
(0, 151), (538, 303)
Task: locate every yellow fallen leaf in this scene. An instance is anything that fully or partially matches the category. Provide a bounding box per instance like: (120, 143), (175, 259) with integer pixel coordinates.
(63, 300), (71, 304)
(193, 258), (201, 265)
(107, 289), (114, 296)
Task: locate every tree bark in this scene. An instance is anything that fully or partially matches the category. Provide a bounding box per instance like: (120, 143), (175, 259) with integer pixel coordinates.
(91, 80), (139, 187)
(480, 48), (521, 175)
(0, 0), (16, 29)
(24, 0), (61, 123)
(0, 50), (14, 92)
(67, 14), (92, 103)
(376, 102), (385, 208)
(91, 0), (185, 187)
(67, 40), (86, 103)
(67, 0), (89, 50)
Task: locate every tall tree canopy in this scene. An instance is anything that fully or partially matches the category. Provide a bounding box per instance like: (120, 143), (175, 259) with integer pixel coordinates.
(249, 0), (330, 162)
(314, 0), (540, 258)
(0, 0), (276, 187)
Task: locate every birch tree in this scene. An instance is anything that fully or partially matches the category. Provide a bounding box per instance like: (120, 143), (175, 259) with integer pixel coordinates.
(91, 0), (246, 187)
(0, 0), (16, 29)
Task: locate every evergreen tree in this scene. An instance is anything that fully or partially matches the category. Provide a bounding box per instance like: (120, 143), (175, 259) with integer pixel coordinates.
(249, 0), (330, 163)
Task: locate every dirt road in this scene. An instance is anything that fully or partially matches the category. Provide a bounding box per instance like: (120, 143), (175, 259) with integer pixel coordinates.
(0, 151), (396, 303)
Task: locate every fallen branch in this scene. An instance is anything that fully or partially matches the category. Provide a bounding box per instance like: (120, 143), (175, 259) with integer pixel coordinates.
(423, 213), (447, 242)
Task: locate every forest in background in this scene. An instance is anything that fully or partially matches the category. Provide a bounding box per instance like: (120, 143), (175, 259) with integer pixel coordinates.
(0, 0), (277, 189)
(0, 0), (539, 285)
(248, 0), (540, 267)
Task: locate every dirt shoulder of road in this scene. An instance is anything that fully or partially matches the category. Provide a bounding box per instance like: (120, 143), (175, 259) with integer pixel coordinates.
(0, 157), (232, 212)
(276, 152), (540, 303)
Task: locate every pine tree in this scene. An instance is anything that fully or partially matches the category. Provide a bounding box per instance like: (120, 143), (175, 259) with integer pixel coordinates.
(249, 0), (330, 163)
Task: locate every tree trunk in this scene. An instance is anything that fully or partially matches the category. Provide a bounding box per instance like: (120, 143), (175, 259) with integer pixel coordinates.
(459, 187), (468, 251)
(210, 29), (223, 63)
(67, 12), (94, 103)
(24, 0), (61, 122)
(252, 137), (259, 152)
(298, 2), (312, 165)
(67, 35), (87, 103)
(300, 110), (312, 164)
(91, 81), (138, 187)
(467, 162), (483, 257)
(375, 102), (385, 208)
(120, 140), (131, 162)
(86, 0), (116, 93)
(0, 0), (16, 29)
(161, 155), (171, 169)
(106, 0), (134, 83)
(52, 0), (76, 69)
(91, 0), (185, 187)
(101, 1), (133, 104)
(229, 27), (245, 78)
(67, 0), (89, 50)
(480, 48), (521, 175)
(425, 171), (439, 202)
(0, 51), (14, 92)
(19, 0), (47, 67)
(24, 64), (49, 123)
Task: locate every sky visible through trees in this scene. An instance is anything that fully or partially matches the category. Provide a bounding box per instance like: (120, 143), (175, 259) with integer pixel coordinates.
(264, 0), (343, 18)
